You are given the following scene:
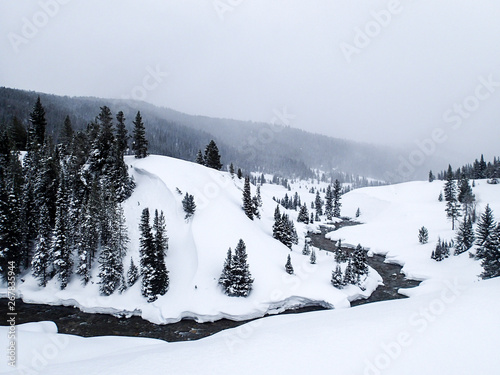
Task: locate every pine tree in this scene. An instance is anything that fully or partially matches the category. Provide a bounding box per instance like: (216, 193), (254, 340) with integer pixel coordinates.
(196, 150), (204, 165)
(333, 179), (342, 218)
(127, 258), (139, 287)
(139, 208), (156, 301)
(51, 172), (72, 289)
(444, 166), (456, 202)
(218, 248), (233, 294)
(297, 203), (309, 224)
(9, 116), (27, 151)
(438, 191), (443, 202)
(132, 111), (148, 159)
(478, 223), (500, 279)
(309, 249), (316, 264)
(455, 216), (475, 255)
(302, 241), (311, 256)
(476, 204), (497, 259)
(315, 191), (324, 216)
(28, 96), (47, 148)
(324, 185), (332, 219)
(352, 244), (368, 278)
(229, 163), (235, 176)
(31, 202), (52, 286)
(343, 258), (356, 285)
(335, 240), (348, 263)
(285, 254), (294, 274)
(182, 193), (196, 219)
(228, 239), (253, 297)
(152, 209), (169, 297)
(446, 200), (461, 230)
(204, 140), (222, 170)
(243, 176), (254, 220)
(59, 115), (74, 147)
(355, 208), (361, 218)
(272, 205), (282, 240)
(418, 226), (429, 244)
(429, 170), (435, 182)
(331, 264), (344, 289)
(115, 111), (128, 156)
(310, 212), (314, 223)
(237, 168), (243, 179)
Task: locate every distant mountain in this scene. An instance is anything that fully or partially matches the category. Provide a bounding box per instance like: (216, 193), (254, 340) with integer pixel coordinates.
(0, 87), (432, 181)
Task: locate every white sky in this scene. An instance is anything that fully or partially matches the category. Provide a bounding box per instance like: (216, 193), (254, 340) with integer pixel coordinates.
(1, 0), (499, 164)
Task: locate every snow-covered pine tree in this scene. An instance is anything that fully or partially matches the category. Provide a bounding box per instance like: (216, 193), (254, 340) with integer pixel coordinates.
(255, 185), (262, 208)
(315, 191), (323, 216)
(418, 226), (429, 244)
(272, 205), (282, 241)
(139, 208), (156, 301)
(152, 209), (169, 297)
(438, 191), (443, 202)
(444, 165), (456, 202)
(132, 111), (148, 159)
(297, 203), (309, 223)
(310, 212), (314, 223)
(309, 249), (316, 264)
(333, 179), (342, 218)
(243, 176), (254, 220)
(478, 223), (500, 279)
(182, 193), (196, 219)
(204, 140), (222, 170)
(352, 244), (369, 279)
(196, 149), (204, 165)
(331, 264), (344, 289)
(429, 170), (435, 182)
(285, 254), (294, 274)
(324, 185), (333, 219)
(237, 168), (242, 179)
(127, 258), (139, 287)
(252, 196), (261, 219)
(302, 241), (311, 256)
(31, 202), (52, 286)
(115, 111), (128, 156)
(455, 215), (475, 255)
(356, 208), (361, 218)
(475, 204), (496, 253)
(218, 248), (233, 295)
(51, 172), (73, 289)
(229, 163), (235, 176)
(228, 239), (253, 297)
(446, 200), (461, 230)
(334, 240), (348, 263)
(343, 258), (356, 285)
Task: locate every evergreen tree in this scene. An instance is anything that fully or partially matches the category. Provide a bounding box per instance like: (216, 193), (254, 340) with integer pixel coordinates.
(229, 163), (235, 176)
(446, 200), (461, 230)
(218, 248), (233, 294)
(309, 249), (316, 264)
(182, 193), (196, 219)
(228, 239), (253, 297)
(242, 176), (254, 220)
(476, 204), (496, 258)
(31, 202), (52, 286)
(418, 226), (429, 244)
(355, 208), (361, 218)
(28, 96), (47, 148)
(59, 115), (74, 147)
(315, 190), (324, 216)
(335, 240), (348, 263)
(352, 244), (368, 278)
(455, 216), (475, 255)
(438, 191), (443, 202)
(251, 196), (261, 219)
(127, 258), (139, 287)
(139, 208), (156, 301)
(478, 223), (500, 279)
(343, 258), (356, 285)
(428, 170), (435, 182)
(444, 165), (456, 202)
(297, 203), (309, 223)
(196, 149), (204, 165)
(302, 241), (311, 256)
(9, 116), (27, 151)
(324, 185), (332, 219)
(204, 140), (222, 170)
(431, 238), (451, 261)
(237, 168), (243, 179)
(115, 111), (128, 156)
(458, 174), (475, 216)
(333, 179), (342, 218)
(152, 209), (169, 297)
(132, 111), (148, 159)
(51, 172), (72, 289)
(331, 264), (344, 289)
(310, 212), (314, 223)
(285, 254), (294, 274)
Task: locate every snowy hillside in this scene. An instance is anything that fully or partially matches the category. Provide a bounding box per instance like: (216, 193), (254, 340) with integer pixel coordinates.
(3, 155), (380, 323)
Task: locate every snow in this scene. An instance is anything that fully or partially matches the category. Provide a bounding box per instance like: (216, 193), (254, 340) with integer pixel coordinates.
(0, 155), (380, 323)
(3, 277), (500, 375)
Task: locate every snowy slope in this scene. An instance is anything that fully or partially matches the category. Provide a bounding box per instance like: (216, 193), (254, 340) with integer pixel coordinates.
(3, 277), (500, 375)
(2, 155), (379, 323)
(326, 179), (500, 296)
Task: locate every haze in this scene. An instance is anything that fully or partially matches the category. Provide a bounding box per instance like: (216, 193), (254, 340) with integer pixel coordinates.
(1, 0), (499, 166)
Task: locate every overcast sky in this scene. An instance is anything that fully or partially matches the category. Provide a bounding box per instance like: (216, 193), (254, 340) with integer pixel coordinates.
(1, 0), (499, 164)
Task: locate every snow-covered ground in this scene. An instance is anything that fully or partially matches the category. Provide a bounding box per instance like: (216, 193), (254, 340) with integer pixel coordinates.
(0, 155), (381, 323)
(3, 277), (499, 374)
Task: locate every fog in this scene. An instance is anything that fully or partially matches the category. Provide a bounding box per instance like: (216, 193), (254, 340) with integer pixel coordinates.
(1, 0), (499, 165)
